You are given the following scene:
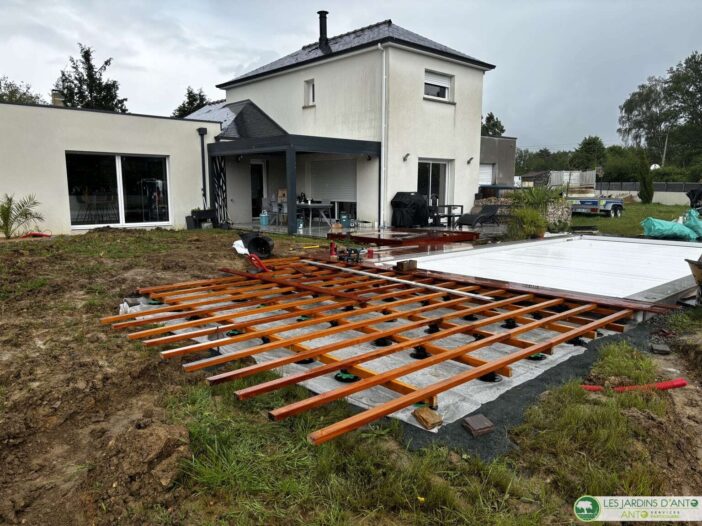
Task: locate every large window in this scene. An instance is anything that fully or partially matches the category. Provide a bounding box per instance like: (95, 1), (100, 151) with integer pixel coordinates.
(66, 153), (169, 227)
(424, 70), (452, 101)
(418, 161), (448, 204)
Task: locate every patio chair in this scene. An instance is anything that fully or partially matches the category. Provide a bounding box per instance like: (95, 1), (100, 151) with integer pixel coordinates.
(456, 204), (500, 229)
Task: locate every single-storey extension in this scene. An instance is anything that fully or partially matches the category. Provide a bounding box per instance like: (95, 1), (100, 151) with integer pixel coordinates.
(0, 102), (220, 234)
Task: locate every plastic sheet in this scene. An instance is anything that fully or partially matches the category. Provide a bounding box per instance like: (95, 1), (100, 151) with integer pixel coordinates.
(641, 217), (698, 241)
(684, 209), (702, 238)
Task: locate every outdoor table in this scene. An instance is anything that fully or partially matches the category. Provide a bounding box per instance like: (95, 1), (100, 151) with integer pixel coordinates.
(298, 203), (333, 227)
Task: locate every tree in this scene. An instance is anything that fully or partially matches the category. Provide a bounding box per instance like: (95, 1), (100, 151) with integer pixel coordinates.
(515, 148), (531, 175)
(638, 168), (654, 204)
(667, 51), (702, 128)
(602, 145), (648, 182)
(172, 87), (210, 118)
(569, 136), (606, 170)
(618, 51), (702, 167)
(481, 112), (505, 137)
(54, 43), (127, 112)
(0, 76), (45, 105)
(618, 76), (676, 164)
(515, 147), (571, 175)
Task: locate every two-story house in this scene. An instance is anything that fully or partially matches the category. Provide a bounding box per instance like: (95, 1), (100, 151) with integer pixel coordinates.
(0, 11), (495, 236)
(193, 11), (495, 234)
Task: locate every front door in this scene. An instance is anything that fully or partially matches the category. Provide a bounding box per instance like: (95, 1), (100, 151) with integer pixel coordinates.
(250, 161), (265, 218)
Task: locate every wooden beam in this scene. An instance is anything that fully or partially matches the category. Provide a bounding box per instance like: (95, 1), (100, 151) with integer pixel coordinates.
(306, 309), (633, 445)
(207, 294), (545, 386)
(269, 304), (602, 422)
(178, 293), (539, 370)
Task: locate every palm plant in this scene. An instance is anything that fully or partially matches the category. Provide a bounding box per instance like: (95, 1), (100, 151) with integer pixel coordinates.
(510, 186), (564, 214)
(0, 194), (44, 238)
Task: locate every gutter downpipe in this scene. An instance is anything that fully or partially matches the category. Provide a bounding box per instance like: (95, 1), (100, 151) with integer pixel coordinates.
(378, 43), (387, 227)
(197, 127), (208, 209)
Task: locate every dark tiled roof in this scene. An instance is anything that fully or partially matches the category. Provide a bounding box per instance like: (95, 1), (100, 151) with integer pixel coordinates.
(218, 20), (494, 88)
(185, 99), (286, 140)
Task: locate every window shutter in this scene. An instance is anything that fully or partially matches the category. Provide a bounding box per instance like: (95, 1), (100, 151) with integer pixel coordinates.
(425, 71), (451, 88)
(479, 164), (494, 185)
(310, 159), (357, 202)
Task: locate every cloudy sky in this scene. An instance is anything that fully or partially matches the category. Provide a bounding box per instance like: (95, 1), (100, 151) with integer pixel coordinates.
(1, 0), (699, 149)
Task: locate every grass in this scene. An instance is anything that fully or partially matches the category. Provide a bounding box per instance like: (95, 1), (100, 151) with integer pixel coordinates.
(163, 369), (555, 525)
(591, 340), (658, 385)
(511, 341), (666, 500)
(0, 229), (680, 524)
(571, 202), (688, 237)
(160, 339), (669, 525)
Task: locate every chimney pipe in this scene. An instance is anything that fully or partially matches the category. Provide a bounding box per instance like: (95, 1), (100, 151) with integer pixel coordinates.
(51, 89), (65, 107)
(317, 10), (331, 54)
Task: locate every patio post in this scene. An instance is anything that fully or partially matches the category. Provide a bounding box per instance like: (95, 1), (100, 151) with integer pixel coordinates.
(286, 147), (297, 235)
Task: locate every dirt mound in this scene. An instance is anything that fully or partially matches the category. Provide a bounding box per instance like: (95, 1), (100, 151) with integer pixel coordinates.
(0, 230), (243, 524)
(79, 408), (191, 524)
(631, 351), (702, 495)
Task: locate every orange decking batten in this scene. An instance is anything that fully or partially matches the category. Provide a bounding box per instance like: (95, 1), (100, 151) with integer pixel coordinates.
(101, 257), (664, 444)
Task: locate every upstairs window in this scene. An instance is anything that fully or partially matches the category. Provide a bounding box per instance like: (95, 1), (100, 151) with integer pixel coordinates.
(304, 79), (315, 106)
(424, 70), (452, 100)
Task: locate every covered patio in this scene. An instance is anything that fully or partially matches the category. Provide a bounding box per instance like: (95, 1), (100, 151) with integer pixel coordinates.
(208, 119), (381, 234)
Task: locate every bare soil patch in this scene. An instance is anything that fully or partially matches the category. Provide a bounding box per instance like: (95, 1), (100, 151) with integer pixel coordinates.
(0, 229), (304, 525)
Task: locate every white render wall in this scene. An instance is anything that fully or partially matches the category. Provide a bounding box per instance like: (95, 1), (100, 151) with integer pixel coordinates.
(0, 103), (220, 235)
(223, 44), (486, 224)
(224, 50), (382, 141)
(384, 46), (484, 220)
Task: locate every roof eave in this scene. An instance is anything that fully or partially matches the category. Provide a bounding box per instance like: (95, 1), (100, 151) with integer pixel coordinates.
(217, 37), (495, 89)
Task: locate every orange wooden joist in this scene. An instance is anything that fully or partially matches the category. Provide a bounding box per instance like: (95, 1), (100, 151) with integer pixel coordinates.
(101, 257), (666, 444)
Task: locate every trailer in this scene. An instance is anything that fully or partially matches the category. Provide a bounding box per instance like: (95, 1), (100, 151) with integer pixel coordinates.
(568, 196), (624, 217)
(548, 171), (624, 218)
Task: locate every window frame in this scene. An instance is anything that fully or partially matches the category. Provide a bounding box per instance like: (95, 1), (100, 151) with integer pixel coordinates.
(423, 70), (453, 102)
(304, 78), (316, 107)
(66, 151), (172, 230)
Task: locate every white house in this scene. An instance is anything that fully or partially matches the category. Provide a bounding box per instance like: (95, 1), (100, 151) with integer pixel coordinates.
(0, 11), (494, 235)
(190, 11), (495, 233)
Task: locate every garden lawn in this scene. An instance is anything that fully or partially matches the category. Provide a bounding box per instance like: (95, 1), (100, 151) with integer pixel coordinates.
(571, 202), (688, 237)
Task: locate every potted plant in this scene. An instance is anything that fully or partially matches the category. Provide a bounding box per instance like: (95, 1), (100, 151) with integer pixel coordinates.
(507, 208), (548, 240)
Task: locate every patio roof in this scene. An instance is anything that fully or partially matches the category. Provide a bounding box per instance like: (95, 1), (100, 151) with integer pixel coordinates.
(208, 133), (380, 157)
(208, 133), (381, 234)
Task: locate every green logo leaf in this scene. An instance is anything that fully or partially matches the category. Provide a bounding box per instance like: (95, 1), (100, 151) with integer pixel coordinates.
(574, 496), (601, 522)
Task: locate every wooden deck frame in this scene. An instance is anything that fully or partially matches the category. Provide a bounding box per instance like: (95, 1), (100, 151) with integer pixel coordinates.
(101, 257), (663, 444)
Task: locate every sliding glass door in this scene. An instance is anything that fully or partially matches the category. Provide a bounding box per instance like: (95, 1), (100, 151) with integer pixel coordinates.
(121, 156), (169, 223)
(66, 153), (169, 227)
(417, 161), (448, 204)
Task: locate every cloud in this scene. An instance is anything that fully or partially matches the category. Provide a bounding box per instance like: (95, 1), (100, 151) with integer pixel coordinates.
(0, 0), (699, 147)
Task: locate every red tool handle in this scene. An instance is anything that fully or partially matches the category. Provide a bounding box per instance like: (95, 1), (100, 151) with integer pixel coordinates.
(581, 378), (687, 393)
(246, 253), (271, 272)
